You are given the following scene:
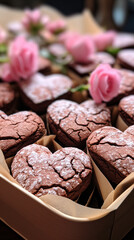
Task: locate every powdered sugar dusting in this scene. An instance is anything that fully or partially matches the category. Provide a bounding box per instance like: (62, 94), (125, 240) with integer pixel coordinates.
(19, 73), (72, 103)
(47, 99), (111, 144)
(11, 144), (92, 199)
(119, 95), (134, 120)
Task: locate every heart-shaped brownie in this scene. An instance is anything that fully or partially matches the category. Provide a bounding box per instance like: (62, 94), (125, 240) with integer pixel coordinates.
(119, 95), (134, 126)
(69, 52), (115, 75)
(109, 69), (134, 105)
(11, 144), (92, 200)
(47, 99), (111, 149)
(113, 33), (134, 49)
(117, 49), (134, 70)
(87, 126), (134, 184)
(19, 73), (73, 113)
(0, 111), (46, 158)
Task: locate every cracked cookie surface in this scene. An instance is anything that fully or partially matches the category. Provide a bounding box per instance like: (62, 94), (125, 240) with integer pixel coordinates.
(47, 99), (111, 149)
(87, 126), (134, 184)
(0, 110), (46, 158)
(11, 144), (92, 199)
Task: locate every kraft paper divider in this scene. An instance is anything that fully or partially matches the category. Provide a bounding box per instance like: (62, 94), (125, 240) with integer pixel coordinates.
(0, 150), (9, 173)
(102, 172), (134, 209)
(116, 115), (128, 131)
(87, 148), (113, 202)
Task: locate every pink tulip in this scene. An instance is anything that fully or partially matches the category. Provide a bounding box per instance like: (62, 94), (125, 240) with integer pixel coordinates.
(92, 30), (117, 51)
(89, 64), (121, 103)
(46, 19), (66, 34)
(68, 35), (95, 64)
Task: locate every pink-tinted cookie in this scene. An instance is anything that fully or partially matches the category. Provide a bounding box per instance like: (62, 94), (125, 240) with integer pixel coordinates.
(69, 52), (115, 75)
(117, 49), (134, 70)
(113, 33), (134, 49)
(19, 73), (73, 113)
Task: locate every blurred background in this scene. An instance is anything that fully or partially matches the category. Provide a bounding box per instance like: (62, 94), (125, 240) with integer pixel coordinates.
(0, 0), (134, 32)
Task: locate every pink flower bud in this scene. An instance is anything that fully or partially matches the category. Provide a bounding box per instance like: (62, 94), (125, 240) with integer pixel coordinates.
(89, 64), (121, 103)
(22, 9), (49, 32)
(92, 31), (117, 51)
(1, 36), (39, 82)
(68, 35), (95, 64)
(46, 19), (66, 34)
(58, 31), (80, 51)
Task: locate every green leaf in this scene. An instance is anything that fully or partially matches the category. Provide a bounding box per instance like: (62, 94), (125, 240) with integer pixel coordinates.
(40, 49), (56, 62)
(70, 84), (89, 93)
(0, 56), (9, 63)
(60, 64), (68, 74)
(106, 47), (120, 56)
(40, 49), (69, 73)
(0, 44), (7, 54)
(29, 23), (44, 35)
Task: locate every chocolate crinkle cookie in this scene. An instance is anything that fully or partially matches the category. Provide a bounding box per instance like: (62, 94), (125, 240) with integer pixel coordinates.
(0, 110), (46, 158)
(11, 144), (92, 200)
(47, 99), (111, 149)
(87, 126), (134, 184)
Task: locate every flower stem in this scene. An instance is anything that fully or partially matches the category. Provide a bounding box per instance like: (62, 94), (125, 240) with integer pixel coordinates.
(70, 84), (89, 93)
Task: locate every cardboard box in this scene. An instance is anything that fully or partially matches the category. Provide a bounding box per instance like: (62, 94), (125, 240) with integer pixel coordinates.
(0, 5), (134, 240)
(0, 135), (134, 240)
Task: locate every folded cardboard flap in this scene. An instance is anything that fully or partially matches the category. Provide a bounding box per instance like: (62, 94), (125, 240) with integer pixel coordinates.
(113, 173), (134, 201)
(116, 115), (128, 132)
(102, 173), (134, 209)
(0, 151), (9, 173)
